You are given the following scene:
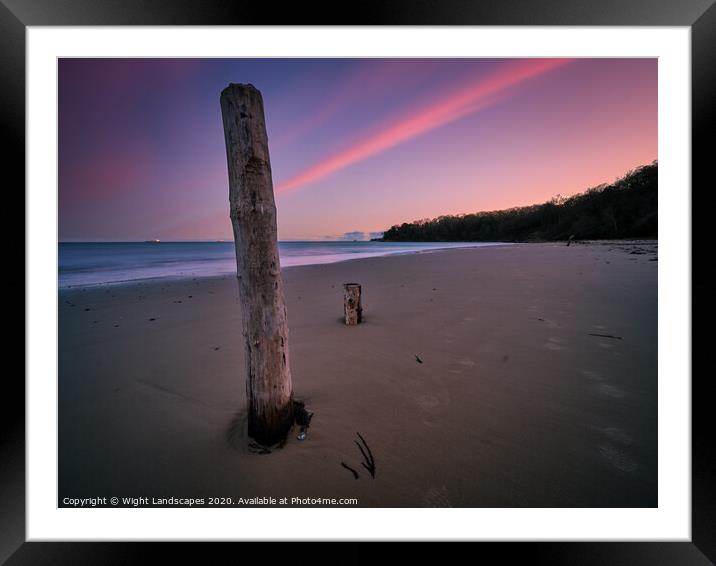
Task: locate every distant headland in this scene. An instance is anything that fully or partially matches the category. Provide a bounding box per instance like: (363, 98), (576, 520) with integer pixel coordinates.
(377, 161), (657, 243)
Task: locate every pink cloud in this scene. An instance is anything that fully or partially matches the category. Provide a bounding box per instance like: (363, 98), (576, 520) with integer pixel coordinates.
(271, 59), (443, 150)
(275, 59), (572, 194)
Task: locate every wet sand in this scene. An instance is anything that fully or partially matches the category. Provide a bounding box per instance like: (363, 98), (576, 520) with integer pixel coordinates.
(58, 241), (658, 507)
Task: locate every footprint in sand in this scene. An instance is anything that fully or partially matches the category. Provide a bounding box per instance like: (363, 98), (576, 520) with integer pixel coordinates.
(581, 369), (603, 381)
(602, 427), (633, 446)
(459, 358), (475, 367)
(592, 383), (625, 399)
(545, 337), (564, 351)
(416, 394), (442, 411)
(600, 444), (638, 472)
(422, 485), (453, 508)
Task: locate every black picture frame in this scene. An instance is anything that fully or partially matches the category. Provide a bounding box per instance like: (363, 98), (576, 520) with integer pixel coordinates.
(6, 1), (712, 563)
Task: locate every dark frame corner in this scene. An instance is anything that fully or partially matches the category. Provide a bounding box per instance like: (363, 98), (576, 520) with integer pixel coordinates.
(6, 0), (713, 563)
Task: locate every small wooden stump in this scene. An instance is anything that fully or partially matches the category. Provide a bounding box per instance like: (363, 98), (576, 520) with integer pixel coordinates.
(344, 283), (362, 325)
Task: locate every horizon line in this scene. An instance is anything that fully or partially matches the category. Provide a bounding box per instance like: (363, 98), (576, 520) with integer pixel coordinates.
(59, 157), (657, 244)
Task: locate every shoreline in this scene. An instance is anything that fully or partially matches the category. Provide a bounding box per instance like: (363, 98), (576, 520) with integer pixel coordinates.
(58, 241), (513, 290)
(59, 241), (657, 507)
(57, 239), (657, 291)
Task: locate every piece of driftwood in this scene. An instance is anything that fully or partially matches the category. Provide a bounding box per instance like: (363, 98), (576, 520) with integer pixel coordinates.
(588, 333), (623, 340)
(343, 283), (362, 325)
(220, 83), (293, 446)
(294, 399), (314, 438)
(354, 432), (376, 479)
(341, 462), (360, 479)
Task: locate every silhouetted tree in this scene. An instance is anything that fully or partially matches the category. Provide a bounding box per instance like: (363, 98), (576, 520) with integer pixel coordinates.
(380, 162), (657, 243)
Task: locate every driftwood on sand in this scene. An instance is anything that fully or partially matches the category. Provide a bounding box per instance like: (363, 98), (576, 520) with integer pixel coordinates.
(354, 432), (376, 479)
(220, 83), (294, 446)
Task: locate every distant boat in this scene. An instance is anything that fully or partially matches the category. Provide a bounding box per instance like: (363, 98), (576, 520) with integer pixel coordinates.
(145, 239), (161, 243)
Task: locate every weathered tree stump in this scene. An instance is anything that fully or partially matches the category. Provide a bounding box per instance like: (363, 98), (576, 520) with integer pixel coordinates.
(220, 83), (293, 446)
(344, 283), (362, 325)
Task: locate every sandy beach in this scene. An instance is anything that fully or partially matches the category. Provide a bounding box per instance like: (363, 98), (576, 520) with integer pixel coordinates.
(58, 241), (657, 508)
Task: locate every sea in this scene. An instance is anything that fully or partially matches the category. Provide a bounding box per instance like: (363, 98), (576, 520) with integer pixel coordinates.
(58, 241), (506, 288)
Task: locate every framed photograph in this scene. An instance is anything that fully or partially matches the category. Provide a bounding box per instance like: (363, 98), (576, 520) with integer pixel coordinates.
(8, 0), (711, 563)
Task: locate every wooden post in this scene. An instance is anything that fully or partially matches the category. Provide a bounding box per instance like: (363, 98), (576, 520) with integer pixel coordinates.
(344, 283), (362, 325)
(220, 83), (293, 446)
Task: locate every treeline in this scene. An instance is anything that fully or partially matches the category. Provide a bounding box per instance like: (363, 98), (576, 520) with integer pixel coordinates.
(380, 161), (657, 242)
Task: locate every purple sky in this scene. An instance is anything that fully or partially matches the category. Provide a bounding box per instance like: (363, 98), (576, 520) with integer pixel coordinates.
(58, 58), (657, 241)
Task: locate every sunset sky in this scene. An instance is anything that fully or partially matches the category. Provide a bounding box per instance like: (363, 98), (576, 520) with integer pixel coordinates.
(59, 58), (657, 241)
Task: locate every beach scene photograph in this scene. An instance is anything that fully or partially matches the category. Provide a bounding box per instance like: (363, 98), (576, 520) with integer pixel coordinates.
(58, 57), (658, 508)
